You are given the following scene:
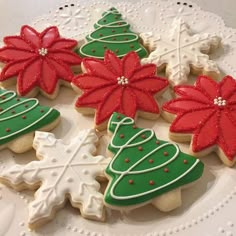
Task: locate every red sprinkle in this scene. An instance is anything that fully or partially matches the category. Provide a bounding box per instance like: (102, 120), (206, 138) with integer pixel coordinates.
(164, 168), (169, 173)
(138, 146), (143, 151)
(163, 151), (168, 156)
(11, 110), (15, 114)
(16, 98), (20, 101)
(115, 49), (119, 53)
(24, 104), (28, 108)
(119, 134), (124, 139)
(149, 180), (155, 185)
(183, 160), (188, 164)
(125, 158), (130, 163)
(156, 140), (160, 144)
(22, 115), (26, 119)
(6, 128), (10, 132)
(1, 96), (5, 100)
(117, 115), (121, 119)
(141, 134), (146, 139)
(128, 179), (134, 184)
(132, 125), (137, 129)
(99, 33), (103, 36)
(0, 107), (3, 112)
(149, 159), (154, 163)
(40, 109), (44, 113)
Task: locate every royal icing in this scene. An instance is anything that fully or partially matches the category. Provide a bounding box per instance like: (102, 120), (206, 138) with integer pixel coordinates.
(77, 7), (148, 59)
(162, 75), (236, 163)
(0, 130), (110, 226)
(0, 89), (60, 146)
(104, 113), (204, 207)
(72, 50), (168, 128)
(0, 25), (82, 97)
(140, 18), (221, 86)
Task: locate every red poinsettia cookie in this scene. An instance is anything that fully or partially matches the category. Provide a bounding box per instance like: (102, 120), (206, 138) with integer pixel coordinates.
(72, 50), (169, 130)
(0, 25), (82, 99)
(162, 75), (236, 166)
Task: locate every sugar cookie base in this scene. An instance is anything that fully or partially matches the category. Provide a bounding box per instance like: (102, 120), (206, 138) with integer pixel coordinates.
(0, 116), (60, 153)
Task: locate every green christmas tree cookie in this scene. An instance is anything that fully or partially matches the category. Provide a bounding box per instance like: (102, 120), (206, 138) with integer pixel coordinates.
(104, 113), (204, 212)
(0, 89), (60, 153)
(77, 7), (148, 59)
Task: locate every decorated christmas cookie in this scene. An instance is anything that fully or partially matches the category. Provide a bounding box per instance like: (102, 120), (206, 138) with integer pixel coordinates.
(104, 113), (204, 211)
(0, 130), (110, 228)
(0, 25), (82, 99)
(77, 7), (148, 59)
(141, 18), (221, 86)
(162, 75), (236, 167)
(72, 50), (169, 130)
(0, 89), (60, 153)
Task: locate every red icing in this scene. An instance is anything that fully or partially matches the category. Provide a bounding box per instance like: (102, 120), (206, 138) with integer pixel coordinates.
(72, 50), (168, 125)
(163, 75), (236, 161)
(0, 25), (82, 96)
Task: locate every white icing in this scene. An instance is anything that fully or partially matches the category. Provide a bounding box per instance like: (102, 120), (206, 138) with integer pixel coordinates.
(108, 116), (200, 200)
(140, 18), (221, 86)
(214, 97), (226, 106)
(79, 8), (146, 59)
(1, 130), (110, 223)
(0, 91), (54, 141)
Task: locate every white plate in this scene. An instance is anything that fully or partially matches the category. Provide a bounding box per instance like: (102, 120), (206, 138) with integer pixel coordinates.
(1, 0), (236, 235)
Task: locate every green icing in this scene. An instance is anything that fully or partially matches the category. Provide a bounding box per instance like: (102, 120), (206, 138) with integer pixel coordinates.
(104, 112), (204, 207)
(0, 89), (60, 145)
(77, 7), (148, 59)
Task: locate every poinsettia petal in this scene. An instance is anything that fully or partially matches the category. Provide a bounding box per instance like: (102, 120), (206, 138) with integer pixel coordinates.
(228, 93), (236, 104)
(17, 58), (41, 95)
(174, 85), (210, 103)
(163, 98), (211, 113)
(21, 25), (40, 49)
(122, 51), (140, 78)
(0, 47), (35, 62)
(0, 60), (29, 80)
(132, 88), (159, 114)
(195, 76), (218, 99)
(72, 74), (114, 89)
(219, 76), (236, 99)
(129, 64), (157, 81)
(50, 39), (77, 50)
(119, 88), (137, 118)
(38, 60), (57, 94)
(130, 76), (168, 93)
(104, 50), (122, 76)
(4, 36), (33, 50)
(46, 57), (73, 82)
(48, 50), (81, 64)
(41, 26), (59, 48)
(192, 110), (218, 152)
(76, 85), (117, 108)
(96, 87), (122, 124)
(82, 58), (117, 80)
(218, 111), (236, 160)
(170, 108), (215, 132)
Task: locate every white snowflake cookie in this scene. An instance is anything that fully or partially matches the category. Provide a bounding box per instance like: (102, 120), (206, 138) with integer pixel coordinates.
(141, 18), (221, 86)
(0, 130), (110, 229)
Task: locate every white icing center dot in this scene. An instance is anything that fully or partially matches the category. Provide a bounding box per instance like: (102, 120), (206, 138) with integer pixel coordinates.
(214, 97), (226, 106)
(117, 76), (129, 85)
(38, 48), (48, 56)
